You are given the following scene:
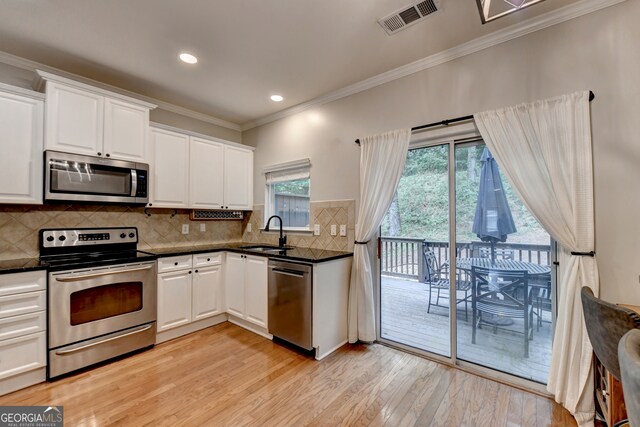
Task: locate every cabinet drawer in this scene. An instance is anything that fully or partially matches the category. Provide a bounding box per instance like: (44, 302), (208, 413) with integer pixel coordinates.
(0, 291), (46, 319)
(0, 312), (46, 341)
(0, 271), (46, 297)
(0, 331), (46, 380)
(193, 252), (222, 267)
(157, 255), (193, 273)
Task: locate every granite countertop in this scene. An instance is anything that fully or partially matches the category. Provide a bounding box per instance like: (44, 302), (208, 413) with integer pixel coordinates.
(0, 243), (353, 274)
(147, 242), (353, 263)
(0, 258), (48, 275)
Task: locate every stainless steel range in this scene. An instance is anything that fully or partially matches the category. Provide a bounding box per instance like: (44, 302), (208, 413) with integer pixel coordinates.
(40, 227), (157, 379)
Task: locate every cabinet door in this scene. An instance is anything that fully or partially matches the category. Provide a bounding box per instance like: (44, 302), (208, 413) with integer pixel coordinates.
(0, 91), (43, 204)
(0, 331), (46, 381)
(189, 137), (224, 209)
(223, 146), (253, 210)
(149, 128), (189, 208)
(225, 253), (245, 318)
(244, 255), (268, 328)
(192, 265), (223, 321)
(157, 270), (192, 332)
(45, 82), (103, 156)
(103, 98), (149, 162)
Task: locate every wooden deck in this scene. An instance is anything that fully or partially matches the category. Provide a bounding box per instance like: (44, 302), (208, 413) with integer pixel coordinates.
(380, 276), (552, 384)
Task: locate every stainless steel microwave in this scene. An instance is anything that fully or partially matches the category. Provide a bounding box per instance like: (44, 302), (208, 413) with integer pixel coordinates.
(44, 151), (149, 204)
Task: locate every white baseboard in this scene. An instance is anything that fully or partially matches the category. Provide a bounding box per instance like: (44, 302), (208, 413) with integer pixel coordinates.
(0, 367), (46, 396)
(156, 314), (228, 344)
(227, 316), (273, 340)
(315, 340), (347, 360)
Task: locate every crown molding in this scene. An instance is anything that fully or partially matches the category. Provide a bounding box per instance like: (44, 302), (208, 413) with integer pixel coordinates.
(0, 81), (44, 100)
(241, 0), (627, 131)
(0, 50), (242, 132)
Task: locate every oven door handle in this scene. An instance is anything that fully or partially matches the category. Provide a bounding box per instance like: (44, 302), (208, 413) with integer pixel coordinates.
(54, 324), (153, 355)
(53, 265), (153, 282)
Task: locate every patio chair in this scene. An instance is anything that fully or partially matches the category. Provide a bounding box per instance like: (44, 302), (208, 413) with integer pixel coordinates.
(478, 246), (514, 260)
(471, 266), (533, 358)
(422, 242), (471, 321)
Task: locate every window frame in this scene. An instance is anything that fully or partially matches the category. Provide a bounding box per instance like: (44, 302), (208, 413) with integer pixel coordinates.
(264, 159), (311, 232)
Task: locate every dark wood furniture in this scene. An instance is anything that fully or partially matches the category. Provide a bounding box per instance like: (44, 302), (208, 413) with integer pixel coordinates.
(593, 303), (640, 426)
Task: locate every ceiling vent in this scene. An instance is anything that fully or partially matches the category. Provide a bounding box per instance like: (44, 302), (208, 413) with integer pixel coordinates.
(378, 0), (440, 35)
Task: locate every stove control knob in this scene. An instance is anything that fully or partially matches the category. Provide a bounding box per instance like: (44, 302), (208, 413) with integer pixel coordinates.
(58, 235), (66, 241)
(46, 236), (54, 242)
(128, 232), (135, 238)
(120, 233), (126, 239)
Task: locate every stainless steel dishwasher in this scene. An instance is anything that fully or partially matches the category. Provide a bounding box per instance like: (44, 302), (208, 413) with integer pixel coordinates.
(268, 259), (313, 350)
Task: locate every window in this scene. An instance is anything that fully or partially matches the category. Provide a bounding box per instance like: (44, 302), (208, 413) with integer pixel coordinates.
(264, 159), (311, 230)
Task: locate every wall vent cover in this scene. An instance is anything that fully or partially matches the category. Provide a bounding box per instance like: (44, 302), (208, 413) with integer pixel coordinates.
(190, 210), (244, 220)
(378, 0), (440, 35)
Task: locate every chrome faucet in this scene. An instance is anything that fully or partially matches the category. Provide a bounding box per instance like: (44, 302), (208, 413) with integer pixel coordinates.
(265, 215), (287, 247)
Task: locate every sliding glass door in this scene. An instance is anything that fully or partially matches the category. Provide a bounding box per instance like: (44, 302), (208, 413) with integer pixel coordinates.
(378, 137), (554, 385)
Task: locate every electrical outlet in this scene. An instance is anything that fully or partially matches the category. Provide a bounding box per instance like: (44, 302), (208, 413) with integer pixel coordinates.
(200, 223), (206, 232)
(181, 224), (189, 234)
(330, 224), (337, 236)
(247, 223), (252, 233)
(314, 224), (321, 236)
(340, 225), (346, 236)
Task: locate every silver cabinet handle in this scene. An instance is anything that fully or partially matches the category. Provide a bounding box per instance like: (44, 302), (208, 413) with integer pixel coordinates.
(54, 265), (153, 282)
(55, 324), (152, 355)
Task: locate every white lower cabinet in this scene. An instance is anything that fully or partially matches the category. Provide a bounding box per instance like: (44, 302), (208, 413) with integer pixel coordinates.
(225, 253), (268, 329)
(157, 269), (192, 331)
(192, 264), (223, 321)
(157, 253), (224, 335)
(0, 271), (47, 396)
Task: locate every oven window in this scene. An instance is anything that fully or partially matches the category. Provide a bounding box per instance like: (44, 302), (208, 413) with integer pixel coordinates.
(70, 282), (143, 325)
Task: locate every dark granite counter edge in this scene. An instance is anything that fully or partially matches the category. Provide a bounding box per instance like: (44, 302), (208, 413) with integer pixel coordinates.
(149, 245), (353, 263)
(0, 261), (48, 275)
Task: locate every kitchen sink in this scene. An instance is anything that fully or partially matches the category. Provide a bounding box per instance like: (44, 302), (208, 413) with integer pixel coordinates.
(240, 245), (295, 252)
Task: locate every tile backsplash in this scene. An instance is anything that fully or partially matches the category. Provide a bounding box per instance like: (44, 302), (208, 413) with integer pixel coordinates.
(242, 200), (355, 252)
(0, 199), (356, 261)
(0, 204), (242, 260)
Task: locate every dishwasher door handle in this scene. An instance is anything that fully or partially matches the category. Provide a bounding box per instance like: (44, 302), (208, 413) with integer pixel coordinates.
(271, 268), (306, 278)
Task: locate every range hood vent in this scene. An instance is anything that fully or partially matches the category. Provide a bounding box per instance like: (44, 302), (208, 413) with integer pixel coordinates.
(378, 0), (440, 35)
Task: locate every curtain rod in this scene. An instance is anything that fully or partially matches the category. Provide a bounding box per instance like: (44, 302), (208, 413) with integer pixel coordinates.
(354, 90), (595, 145)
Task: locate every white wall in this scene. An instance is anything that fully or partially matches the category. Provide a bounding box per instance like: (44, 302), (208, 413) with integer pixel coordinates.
(243, 1), (640, 304)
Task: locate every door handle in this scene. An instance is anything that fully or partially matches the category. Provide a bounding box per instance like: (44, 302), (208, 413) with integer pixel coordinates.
(130, 169), (138, 197)
(271, 268), (305, 278)
(54, 265), (153, 282)
(55, 324), (153, 355)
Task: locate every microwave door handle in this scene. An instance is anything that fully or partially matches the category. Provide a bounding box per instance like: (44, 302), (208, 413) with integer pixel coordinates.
(130, 169), (138, 197)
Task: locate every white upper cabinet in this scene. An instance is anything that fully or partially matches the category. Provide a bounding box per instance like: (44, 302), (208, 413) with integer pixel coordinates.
(103, 98), (149, 162)
(149, 123), (254, 210)
(0, 84), (44, 204)
(223, 146), (253, 210)
(189, 137), (224, 209)
(149, 127), (189, 208)
(44, 82), (103, 156)
(34, 70), (155, 162)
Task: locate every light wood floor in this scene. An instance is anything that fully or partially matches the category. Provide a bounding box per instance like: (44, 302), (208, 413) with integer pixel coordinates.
(0, 323), (575, 426)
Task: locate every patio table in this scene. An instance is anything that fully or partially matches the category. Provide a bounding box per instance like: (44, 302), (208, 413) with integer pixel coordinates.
(455, 258), (551, 276)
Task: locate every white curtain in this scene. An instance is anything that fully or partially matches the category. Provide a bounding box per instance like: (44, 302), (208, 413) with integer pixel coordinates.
(348, 128), (411, 343)
(474, 91), (598, 426)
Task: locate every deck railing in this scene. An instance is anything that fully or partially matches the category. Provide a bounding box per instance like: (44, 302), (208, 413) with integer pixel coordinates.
(380, 237), (551, 280)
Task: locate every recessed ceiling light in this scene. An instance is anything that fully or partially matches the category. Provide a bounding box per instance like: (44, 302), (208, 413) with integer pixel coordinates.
(179, 53), (198, 64)
(270, 95), (284, 102)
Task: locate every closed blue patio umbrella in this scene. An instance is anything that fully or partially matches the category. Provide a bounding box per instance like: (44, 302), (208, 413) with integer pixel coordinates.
(471, 147), (517, 263)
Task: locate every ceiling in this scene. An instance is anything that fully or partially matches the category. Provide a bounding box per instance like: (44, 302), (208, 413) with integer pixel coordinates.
(0, 0), (581, 127)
